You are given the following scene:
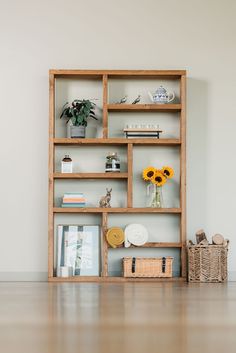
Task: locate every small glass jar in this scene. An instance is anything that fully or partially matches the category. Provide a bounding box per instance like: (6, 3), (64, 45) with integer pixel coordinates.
(105, 152), (120, 172)
(61, 155), (73, 173)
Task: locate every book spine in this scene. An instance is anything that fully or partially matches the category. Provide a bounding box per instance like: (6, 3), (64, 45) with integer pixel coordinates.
(61, 204), (86, 208)
(63, 199), (86, 203)
(63, 193), (84, 197)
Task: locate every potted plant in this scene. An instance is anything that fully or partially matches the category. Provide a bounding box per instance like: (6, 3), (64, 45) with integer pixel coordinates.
(60, 99), (98, 138)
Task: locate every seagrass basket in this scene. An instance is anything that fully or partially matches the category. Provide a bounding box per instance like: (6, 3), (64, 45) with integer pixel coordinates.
(123, 257), (173, 278)
(187, 240), (229, 282)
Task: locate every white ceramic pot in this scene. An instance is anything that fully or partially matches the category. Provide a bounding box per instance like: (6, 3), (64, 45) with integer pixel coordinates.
(70, 125), (86, 138)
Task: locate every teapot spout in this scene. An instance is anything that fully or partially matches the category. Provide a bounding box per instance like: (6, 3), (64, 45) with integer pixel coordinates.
(148, 91), (154, 102)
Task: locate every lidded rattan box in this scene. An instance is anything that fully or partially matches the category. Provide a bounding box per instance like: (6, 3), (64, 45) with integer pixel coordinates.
(187, 240), (229, 282)
(123, 257), (173, 278)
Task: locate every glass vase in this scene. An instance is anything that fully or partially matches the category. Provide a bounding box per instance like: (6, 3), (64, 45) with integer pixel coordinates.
(146, 183), (164, 208)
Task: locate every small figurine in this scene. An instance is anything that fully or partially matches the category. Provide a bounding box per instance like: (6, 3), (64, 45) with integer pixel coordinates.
(99, 188), (112, 208)
(116, 95), (127, 104)
(132, 95), (141, 104)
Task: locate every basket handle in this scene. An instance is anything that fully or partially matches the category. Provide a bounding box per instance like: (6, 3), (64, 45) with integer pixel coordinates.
(132, 257), (136, 273)
(162, 257), (166, 273)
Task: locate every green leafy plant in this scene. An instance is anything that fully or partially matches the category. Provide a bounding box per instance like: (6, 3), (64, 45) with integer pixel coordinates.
(60, 99), (98, 127)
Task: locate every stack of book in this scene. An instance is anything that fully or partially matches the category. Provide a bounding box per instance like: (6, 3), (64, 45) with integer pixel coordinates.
(61, 193), (86, 208)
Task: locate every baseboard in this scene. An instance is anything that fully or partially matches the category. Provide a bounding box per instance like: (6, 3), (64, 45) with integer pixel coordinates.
(0, 271), (236, 282)
(228, 271), (236, 282)
(0, 272), (48, 281)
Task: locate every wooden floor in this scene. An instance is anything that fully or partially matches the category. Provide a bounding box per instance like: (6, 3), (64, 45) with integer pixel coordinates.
(0, 282), (235, 353)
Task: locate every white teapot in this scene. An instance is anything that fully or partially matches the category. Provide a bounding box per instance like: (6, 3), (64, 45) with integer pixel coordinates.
(148, 85), (175, 104)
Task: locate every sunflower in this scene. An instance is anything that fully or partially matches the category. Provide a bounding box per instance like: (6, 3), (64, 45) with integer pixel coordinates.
(152, 170), (167, 186)
(161, 166), (174, 179)
(143, 166), (156, 181)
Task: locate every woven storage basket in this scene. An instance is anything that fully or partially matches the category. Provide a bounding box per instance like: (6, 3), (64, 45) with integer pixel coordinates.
(123, 257), (173, 278)
(187, 240), (229, 282)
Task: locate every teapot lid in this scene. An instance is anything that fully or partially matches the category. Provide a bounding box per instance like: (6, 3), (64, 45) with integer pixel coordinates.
(155, 85), (167, 94)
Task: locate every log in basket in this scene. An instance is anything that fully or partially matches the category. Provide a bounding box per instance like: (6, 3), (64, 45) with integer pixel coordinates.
(187, 240), (229, 282)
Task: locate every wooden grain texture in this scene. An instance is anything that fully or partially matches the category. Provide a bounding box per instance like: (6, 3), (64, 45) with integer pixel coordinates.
(48, 73), (55, 279)
(49, 276), (185, 282)
(127, 144), (133, 208)
(102, 74), (108, 138)
(53, 138), (181, 145)
(53, 172), (128, 179)
(53, 207), (182, 213)
(108, 242), (182, 248)
(49, 69), (186, 78)
(0, 282), (235, 353)
(180, 74), (187, 278)
(101, 213), (108, 277)
(108, 103), (181, 112)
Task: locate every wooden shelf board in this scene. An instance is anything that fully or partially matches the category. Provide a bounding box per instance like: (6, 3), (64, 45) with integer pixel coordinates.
(108, 242), (182, 249)
(108, 104), (181, 112)
(49, 276), (186, 283)
(53, 138), (181, 146)
(53, 207), (181, 214)
(54, 172), (128, 179)
(50, 69), (186, 79)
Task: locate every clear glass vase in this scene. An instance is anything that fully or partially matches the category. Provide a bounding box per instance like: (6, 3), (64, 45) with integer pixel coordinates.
(146, 183), (164, 208)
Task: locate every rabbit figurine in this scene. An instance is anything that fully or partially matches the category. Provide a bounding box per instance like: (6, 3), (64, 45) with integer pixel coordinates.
(99, 188), (112, 208)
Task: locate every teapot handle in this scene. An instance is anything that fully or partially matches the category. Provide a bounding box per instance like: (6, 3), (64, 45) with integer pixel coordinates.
(167, 91), (175, 103)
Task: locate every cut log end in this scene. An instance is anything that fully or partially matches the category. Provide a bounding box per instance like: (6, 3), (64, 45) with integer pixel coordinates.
(195, 229), (207, 244)
(212, 234), (224, 245)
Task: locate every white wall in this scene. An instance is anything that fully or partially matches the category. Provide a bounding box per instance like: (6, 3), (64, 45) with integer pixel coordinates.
(0, 0), (235, 280)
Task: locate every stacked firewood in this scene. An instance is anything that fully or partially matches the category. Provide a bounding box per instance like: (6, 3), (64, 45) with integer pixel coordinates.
(188, 229), (228, 246)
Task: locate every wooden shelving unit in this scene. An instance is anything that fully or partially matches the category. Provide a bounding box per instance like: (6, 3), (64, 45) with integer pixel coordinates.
(53, 138), (181, 145)
(48, 69), (186, 282)
(53, 172), (128, 179)
(107, 103), (181, 112)
(53, 207), (182, 214)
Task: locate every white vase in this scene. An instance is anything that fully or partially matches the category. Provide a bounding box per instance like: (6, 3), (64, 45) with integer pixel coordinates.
(68, 125), (86, 138)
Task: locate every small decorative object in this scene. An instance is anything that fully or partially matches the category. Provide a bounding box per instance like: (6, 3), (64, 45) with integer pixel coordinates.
(132, 95), (141, 104)
(99, 188), (112, 208)
(148, 85), (175, 104)
(60, 99), (98, 138)
(105, 152), (120, 172)
(61, 155), (73, 173)
(187, 236), (229, 282)
(142, 166), (174, 207)
(123, 257), (173, 278)
(106, 227), (124, 248)
(195, 229), (207, 244)
(212, 233), (224, 245)
(57, 225), (100, 276)
(116, 95), (128, 104)
(124, 223), (148, 247)
(61, 193), (86, 208)
(124, 126), (162, 139)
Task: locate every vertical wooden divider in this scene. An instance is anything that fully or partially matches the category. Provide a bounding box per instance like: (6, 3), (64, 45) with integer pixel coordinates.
(127, 144), (133, 208)
(101, 212), (108, 276)
(48, 72), (55, 278)
(180, 74), (187, 278)
(102, 74), (108, 138)
(102, 74), (108, 276)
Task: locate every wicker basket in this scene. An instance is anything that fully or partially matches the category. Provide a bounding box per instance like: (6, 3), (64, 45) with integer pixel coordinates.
(123, 257), (173, 278)
(187, 240), (229, 282)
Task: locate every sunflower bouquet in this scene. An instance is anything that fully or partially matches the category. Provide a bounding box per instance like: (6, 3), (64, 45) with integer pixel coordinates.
(142, 166), (174, 207)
